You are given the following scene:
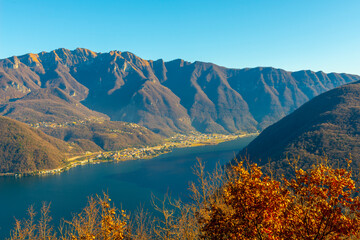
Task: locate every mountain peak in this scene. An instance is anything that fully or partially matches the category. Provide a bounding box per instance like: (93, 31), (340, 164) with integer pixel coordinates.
(1, 48), (360, 135)
(166, 58), (190, 68)
(74, 48), (97, 57)
(109, 50), (122, 56)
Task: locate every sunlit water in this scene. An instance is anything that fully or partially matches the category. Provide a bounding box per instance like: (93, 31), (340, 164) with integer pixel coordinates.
(0, 136), (255, 238)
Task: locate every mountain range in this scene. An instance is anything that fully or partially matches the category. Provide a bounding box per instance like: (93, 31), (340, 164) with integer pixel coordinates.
(238, 81), (360, 176)
(1, 48), (359, 135)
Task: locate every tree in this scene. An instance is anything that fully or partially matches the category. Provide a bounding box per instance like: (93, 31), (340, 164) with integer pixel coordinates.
(9, 194), (128, 240)
(199, 161), (360, 240)
(199, 162), (290, 239)
(9, 160), (360, 240)
(282, 162), (360, 239)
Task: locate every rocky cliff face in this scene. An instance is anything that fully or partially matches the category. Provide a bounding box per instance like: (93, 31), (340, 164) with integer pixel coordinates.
(1, 48), (359, 135)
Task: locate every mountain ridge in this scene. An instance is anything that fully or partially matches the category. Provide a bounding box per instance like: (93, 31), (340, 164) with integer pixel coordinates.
(1, 48), (359, 135)
(238, 80), (360, 176)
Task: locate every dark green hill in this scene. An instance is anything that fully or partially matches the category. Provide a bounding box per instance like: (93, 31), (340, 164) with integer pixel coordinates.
(238, 81), (360, 175)
(0, 116), (76, 173)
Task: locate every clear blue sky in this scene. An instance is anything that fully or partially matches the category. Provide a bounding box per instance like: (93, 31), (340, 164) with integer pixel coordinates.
(0, 0), (359, 74)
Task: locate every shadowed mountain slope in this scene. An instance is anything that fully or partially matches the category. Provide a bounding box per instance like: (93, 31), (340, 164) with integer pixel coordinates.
(0, 87), (109, 124)
(238, 81), (360, 175)
(1, 48), (359, 135)
(0, 116), (77, 173)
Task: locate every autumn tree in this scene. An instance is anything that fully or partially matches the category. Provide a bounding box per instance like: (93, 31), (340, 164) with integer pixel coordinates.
(9, 194), (129, 240)
(10, 203), (56, 240)
(198, 162), (290, 239)
(199, 160), (360, 240)
(282, 162), (360, 239)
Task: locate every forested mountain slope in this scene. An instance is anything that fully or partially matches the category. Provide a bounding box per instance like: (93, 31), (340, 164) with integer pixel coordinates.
(1, 48), (359, 135)
(238, 81), (360, 175)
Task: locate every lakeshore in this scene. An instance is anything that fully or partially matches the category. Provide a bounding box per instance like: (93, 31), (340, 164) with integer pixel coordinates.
(0, 132), (258, 177)
(0, 135), (256, 238)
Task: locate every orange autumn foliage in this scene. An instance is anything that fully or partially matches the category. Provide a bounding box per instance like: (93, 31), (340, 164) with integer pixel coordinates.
(199, 162), (290, 239)
(200, 161), (360, 240)
(282, 163), (360, 239)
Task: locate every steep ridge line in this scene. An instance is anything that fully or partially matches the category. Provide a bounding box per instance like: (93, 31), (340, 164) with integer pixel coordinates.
(238, 80), (360, 177)
(1, 48), (359, 135)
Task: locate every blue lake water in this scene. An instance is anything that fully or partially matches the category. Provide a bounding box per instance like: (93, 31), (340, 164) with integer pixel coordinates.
(0, 136), (255, 238)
